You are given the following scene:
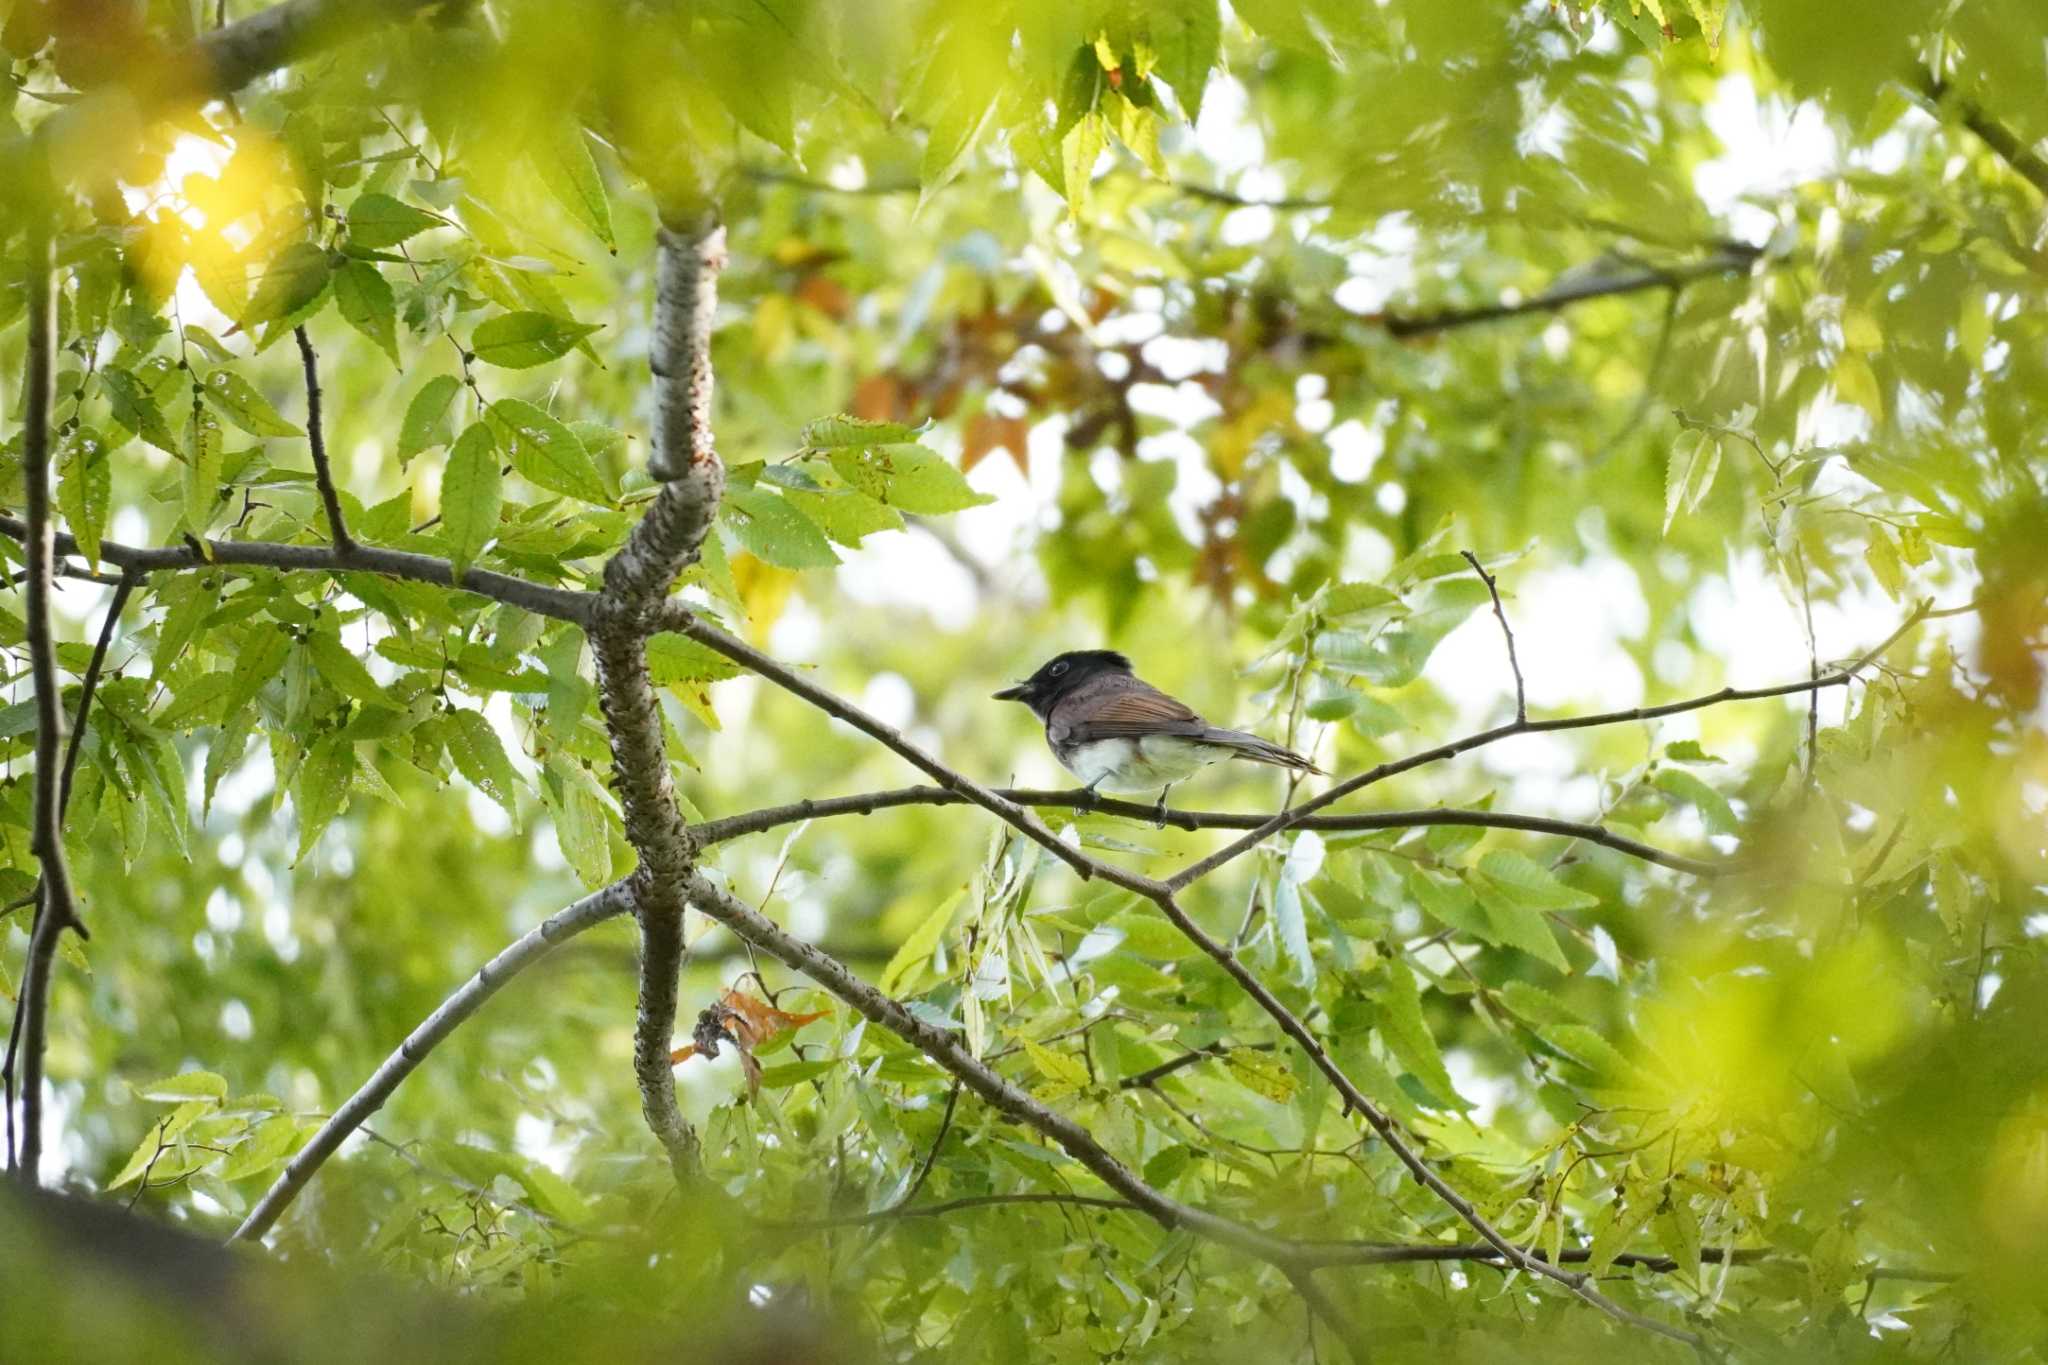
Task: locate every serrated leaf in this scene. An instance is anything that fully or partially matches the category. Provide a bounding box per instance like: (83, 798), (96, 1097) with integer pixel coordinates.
(1655, 1194), (1701, 1282)
(198, 368), (303, 439)
(1476, 850), (1600, 911)
(183, 404), (224, 533)
(242, 242), (332, 332)
(803, 414), (928, 448)
(1274, 831), (1320, 987)
(827, 445), (991, 516)
(1541, 1023), (1635, 1081)
(1834, 351), (1884, 422)
(58, 428), (112, 567)
(1864, 526), (1905, 600)
(347, 192), (444, 248)
(645, 634), (743, 686)
(1375, 957), (1465, 1110)
(333, 260), (399, 367)
(1469, 881), (1569, 970)
(1932, 853), (1971, 940)
(294, 735), (355, 861)
(441, 421), (501, 582)
(102, 366), (179, 454)
(1020, 1036), (1090, 1099)
(535, 124), (615, 249)
(487, 398), (610, 505)
(471, 311), (602, 369)
(134, 1070), (228, 1103)
(1224, 1047), (1297, 1102)
(1150, 0), (1221, 121)
(1142, 1144), (1193, 1187)
(1663, 740), (1723, 764)
(226, 623), (292, 717)
(880, 889), (965, 996)
(399, 375), (462, 466)
(1663, 428), (1720, 534)
(219, 1114), (302, 1182)
(722, 485), (839, 570)
(441, 707), (520, 825)
(1588, 1194), (1658, 1276)
(306, 626), (387, 706)
(543, 756), (612, 890)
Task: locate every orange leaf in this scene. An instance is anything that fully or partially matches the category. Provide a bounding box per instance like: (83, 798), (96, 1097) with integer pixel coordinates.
(963, 412), (1031, 475)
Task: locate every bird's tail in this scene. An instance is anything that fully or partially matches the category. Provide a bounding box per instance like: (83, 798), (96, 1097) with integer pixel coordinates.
(1200, 728), (1324, 775)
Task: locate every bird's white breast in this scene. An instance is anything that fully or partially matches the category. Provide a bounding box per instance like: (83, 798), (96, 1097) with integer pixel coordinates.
(1060, 736), (1224, 793)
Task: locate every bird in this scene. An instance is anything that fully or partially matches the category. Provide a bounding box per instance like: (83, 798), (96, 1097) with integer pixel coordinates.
(993, 650), (1323, 825)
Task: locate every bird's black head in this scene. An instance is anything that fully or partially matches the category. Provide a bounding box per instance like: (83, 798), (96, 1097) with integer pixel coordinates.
(993, 650), (1133, 718)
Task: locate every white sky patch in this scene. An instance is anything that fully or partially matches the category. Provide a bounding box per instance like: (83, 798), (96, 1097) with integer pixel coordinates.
(1694, 73), (1838, 239)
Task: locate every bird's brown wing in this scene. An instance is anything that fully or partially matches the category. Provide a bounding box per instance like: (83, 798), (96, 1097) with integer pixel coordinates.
(1053, 683), (1207, 746)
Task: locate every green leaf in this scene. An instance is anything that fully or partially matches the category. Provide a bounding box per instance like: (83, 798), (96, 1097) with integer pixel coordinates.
(1654, 1194), (1702, 1282)
(471, 311), (602, 369)
(487, 399), (611, 505)
(133, 1070), (228, 1103)
(722, 485), (839, 570)
(347, 192), (444, 248)
(219, 1114), (302, 1181)
(542, 756), (612, 890)
(1468, 881), (1569, 970)
(803, 414), (929, 448)
(101, 366), (180, 455)
(1475, 850), (1600, 911)
(827, 445), (991, 516)
(1663, 740), (1723, 764)
(1587, 1194), (1658, 1276)
(1020, 1036), (1090, 1099)
(440, 422), (502, 582)
(399, 375), (462, 466)
(1323, 581), (1401, 616)
(198, 367), (303, 439)
(1150, 0), (1221, 121)
(1663, 429), (1720, 534)
(306, 625), (387, 706)
(183, 404), (225, 533)
(645, 635), (743, 686)
(440, 707), (521, 825)
(1864, 525), (1906, 600)
(226, 624), (292, 717)
(757, 1058), (837, 1089)
(1224, 1047), (1297, 1103)
(1540, 1024), (1635, 1081)
(58, 428), (112, 567)
(294, 735), (355, 862)
(1375, 957), (1466, 1110)
(1652, 768), (1738, 835)
(242, 242), (332, 333)
(1142, 1144), (1194, 1187)
(535, 124), (615, 249)
(333, 260), (400, 367)
(880, 889), (965, 996)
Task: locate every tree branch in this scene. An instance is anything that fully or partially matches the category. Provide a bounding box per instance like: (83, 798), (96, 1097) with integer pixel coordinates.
(1166, 600), (1935, 892)
(650, 604), (1160, 892)
(681, 870), (1332, 1271)
(293, 325), (353, 556)
(688, 786), (1721, 876)
(585, 222), (733, 1189)
(0, 516), (591, 625)
(1461, 550), (1525, 724)
(12, 201), (83, 1186)
(1916, 71), (2048, 198)
(230, 881), (633, 1243)
(1376, 246), (1758, 338)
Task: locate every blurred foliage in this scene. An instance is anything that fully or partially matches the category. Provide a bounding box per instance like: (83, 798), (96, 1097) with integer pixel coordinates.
(1, 0), (2046, 1360)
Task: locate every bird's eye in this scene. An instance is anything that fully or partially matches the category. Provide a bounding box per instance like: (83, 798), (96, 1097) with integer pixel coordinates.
(1048, 660), (1069, 677)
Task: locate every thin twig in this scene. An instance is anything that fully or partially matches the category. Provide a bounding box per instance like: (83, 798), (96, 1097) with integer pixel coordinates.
(57, 571), (139, 815)
(294, 325), (353, 555)
(231, 881), (633, 1242)
(1461, 550), (1525, 724)
(1377, 247), (1758, 338)
(894, 1081), (961, 1210)
(1166, 599), (1935, 892)
(13, 197), (84, 1185)
(690, 788), (1722, 876)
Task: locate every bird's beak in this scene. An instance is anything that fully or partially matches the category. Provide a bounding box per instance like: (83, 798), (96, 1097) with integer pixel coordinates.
(991, 683), (1028, 702)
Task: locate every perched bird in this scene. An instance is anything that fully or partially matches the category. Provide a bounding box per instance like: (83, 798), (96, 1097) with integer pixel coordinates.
(993, 650), (1322, 823)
